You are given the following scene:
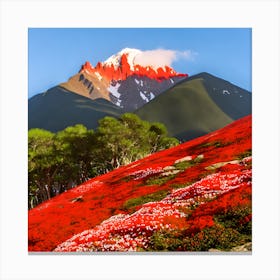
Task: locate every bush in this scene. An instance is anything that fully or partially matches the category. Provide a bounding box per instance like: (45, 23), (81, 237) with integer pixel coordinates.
(146, 204), (252, 251)
(214, 204), (252, 235)
(147, 224), (251, 252)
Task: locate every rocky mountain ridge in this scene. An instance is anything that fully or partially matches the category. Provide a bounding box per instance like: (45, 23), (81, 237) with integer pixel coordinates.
(60, 48), (188, 111)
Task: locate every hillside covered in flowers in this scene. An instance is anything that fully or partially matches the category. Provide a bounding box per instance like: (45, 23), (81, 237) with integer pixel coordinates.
(28, 115), (252, 252)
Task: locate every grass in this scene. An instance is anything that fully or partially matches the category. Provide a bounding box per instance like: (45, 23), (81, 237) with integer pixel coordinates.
(135, 78), (233, 141)
(199, 141), (224, 148)
(173, 155), (204, 171)
(145, 174), (176, 186)
(173, 160), (194, 170)
(123, 190), (170, 212)
(236, 149), (252, 160)
(170, 182), (193, 190)
(199, 140), (235, 151)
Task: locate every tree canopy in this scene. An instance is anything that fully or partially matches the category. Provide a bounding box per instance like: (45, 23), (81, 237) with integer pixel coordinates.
(28, 113), (179, 209)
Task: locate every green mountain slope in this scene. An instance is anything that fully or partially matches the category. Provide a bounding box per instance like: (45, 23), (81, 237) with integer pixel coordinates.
(187, 72), (251, 119)
(29, 73), (251, 141)
(135, 73), (251, 141)
(28, 86), (124, 132)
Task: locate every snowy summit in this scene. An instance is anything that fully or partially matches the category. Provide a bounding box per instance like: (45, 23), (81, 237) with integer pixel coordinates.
(103, 48), (143, 71)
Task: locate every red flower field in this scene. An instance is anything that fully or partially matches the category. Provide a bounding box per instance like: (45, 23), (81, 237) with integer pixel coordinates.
(28, 115), (252, 252)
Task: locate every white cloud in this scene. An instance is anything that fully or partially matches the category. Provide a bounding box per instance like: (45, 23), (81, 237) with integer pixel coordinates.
(176, 50), (197, 61)
(134, 48), (196, 68)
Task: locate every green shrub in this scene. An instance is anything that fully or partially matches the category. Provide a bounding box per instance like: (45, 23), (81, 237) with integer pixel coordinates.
(147, 224), (251, 252)
(149, 229), (183, 251)
(183, 226), (249, 251)
(146, 204), (252, 251)
(214, 205), (252, 232)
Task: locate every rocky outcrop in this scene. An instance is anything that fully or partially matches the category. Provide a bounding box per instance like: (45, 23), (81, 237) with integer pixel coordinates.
(80, 52), (187, 82)
(208, 242), (252, 252)
(231, 242), (252, 252)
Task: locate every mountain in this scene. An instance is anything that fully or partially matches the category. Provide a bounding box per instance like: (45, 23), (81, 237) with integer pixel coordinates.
(29, 48), (251, 141)
(28, 115), (252, 252)
(28, 86), (124, 132)
(136, 72), (251, 141)
(60, 48), (187, 111)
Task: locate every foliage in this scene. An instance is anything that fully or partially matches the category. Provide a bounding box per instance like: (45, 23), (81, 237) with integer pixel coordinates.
(95, 114), (178, 170)
(28, 114), (178, 208)
(214, 205), (252, 235)
(147, 203), (252, 251)
(148, 223), (251, 252)
(28, 129), (56, 208)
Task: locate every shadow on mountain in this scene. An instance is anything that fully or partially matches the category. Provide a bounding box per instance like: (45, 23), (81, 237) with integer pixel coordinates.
(135, 72), (251, 141)
(28, 86), (124, 132)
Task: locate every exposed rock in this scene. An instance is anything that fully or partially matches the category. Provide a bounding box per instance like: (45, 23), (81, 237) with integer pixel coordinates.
(80, 52), (187, 82)
(231, 242), (252, 252)
(205, 160), (240, 170)
(174, 156), (192, 164)
(163, 165), (176, 171)
(208, 248), (222, 252)
(160, 170), (181, 177)
(71, 196), (84, 203)
(196, 154), (204, 161)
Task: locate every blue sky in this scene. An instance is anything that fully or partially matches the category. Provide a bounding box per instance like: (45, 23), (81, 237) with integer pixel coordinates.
(28, 28), (251, 98)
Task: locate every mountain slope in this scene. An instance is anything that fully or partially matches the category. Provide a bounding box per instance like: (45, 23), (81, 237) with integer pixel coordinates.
(28, 115), (252, 252)
(136, 72), (251, 141)
(186, 72), (251, 119)
(61, 71), (186, 112)
(29, 48), (251, 140)
(28, 86), (124, 132)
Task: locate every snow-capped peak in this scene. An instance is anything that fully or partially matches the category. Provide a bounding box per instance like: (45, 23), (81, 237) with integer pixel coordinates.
(80, 48), (188, 81)
(103, 48), (142, 71)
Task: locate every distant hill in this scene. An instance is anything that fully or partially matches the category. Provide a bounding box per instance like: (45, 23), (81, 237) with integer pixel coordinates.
(28, 86), (124, 132)
(29, 72), (251, 140)
(136, 72), (251, 141)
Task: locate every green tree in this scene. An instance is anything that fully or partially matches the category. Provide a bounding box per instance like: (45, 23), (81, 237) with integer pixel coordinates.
(28, 114), (179, 208)
(148, 122), (178, 152)
(95, 113), (179, 170)
(55, 124), (96, 186)
(28, 128), (56, 207)
(28, 125), (96, 208)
